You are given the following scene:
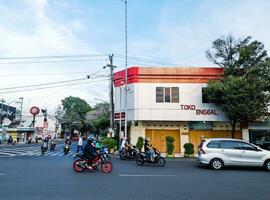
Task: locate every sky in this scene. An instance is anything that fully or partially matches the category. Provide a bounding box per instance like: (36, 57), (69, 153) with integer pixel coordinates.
(0, 0), (270, 116)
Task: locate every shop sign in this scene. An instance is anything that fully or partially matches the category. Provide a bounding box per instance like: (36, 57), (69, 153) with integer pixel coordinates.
(180, 105), (218, 115)
(30, 106), (40, 116)
(114, 112), (125, 120)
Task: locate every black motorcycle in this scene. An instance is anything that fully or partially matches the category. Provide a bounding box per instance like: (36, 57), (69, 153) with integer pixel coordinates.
(41, 142), (48, 155)
(119, 146), (139, 160)
(136, 148), (166, 167)
(50, 142), (56, 151)
(63, 143), (70, 155)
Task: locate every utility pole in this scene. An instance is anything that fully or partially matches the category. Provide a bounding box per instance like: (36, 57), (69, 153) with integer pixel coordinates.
(19, 97), (24, 123)
(0, 98), (5, 126)
(124, 0), (128, 138)
(104, 54), (116, 135)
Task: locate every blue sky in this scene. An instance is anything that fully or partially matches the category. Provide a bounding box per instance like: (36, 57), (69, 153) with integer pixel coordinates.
(0, 0), (269, 112)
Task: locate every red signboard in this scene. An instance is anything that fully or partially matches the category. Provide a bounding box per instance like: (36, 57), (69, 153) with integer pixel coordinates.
(30, 106), (40, 116)
(114, 112), (125, 120)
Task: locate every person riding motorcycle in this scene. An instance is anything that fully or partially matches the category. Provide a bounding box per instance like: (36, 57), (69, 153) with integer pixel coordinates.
(125, 138), (133, 157)
(144, 138), (155, 162)
(83, 137), (98, 169)
(65, 136), (72, 145)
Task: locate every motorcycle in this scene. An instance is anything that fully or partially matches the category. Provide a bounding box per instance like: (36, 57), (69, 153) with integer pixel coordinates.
(41, 142), (48, 155)
(63, 143), (70, 155)
(26, 138), (32, 144)
(99, 146), (111, 161)
(119, 145), (139, 160)
(136, 148), (166, 167)
(73, 152), (113, 173)
(50, 141), (56, 151)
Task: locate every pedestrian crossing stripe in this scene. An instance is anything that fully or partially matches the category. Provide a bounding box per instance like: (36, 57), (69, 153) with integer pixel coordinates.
(0, 147), (77, 157)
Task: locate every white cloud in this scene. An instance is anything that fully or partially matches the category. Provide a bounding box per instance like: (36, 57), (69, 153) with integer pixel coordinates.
(0, 0), (108, 114)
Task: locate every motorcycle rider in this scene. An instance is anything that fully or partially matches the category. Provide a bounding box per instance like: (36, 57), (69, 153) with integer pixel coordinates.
(41, 137), (49, 152)
(83, 137), (98, 169)
(125, 138), (133, 157)
(120, 137), (127, 156)
(144, 138), (155, 162)
(65, 136), (72, 145)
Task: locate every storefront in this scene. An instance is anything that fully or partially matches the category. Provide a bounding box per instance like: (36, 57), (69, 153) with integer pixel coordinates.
(249, 122), (270, 150)
(114, 67), (267, 156)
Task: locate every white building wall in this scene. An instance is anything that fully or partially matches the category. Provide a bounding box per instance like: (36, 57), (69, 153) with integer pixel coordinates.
(115, 82), (228, 122)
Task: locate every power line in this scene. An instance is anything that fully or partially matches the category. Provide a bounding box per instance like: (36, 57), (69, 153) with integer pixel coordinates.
(0, 78), (109, 94)
(0, 59), (107, 65)
(0, 67), (108, 91)
(114, 55), (178, 66)
(0, 71), (93, 77)
(0, 54), (107, 60)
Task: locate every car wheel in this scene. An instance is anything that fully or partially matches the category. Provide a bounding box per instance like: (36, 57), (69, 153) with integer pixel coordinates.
(210, 158), (224, 170)
(264, 160), (270, 171)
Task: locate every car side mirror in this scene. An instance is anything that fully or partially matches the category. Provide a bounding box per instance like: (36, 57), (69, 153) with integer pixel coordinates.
(256, 147), (262, 151)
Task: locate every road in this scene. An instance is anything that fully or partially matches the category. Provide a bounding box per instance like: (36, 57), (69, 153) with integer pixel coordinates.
(0, 143), (270, 200)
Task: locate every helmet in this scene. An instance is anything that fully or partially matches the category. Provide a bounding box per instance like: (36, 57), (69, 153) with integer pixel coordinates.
(87, 137), (95, 143)
(145, 137), (150, 141)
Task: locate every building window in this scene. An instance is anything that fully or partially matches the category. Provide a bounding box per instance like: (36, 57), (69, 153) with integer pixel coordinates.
(156, 87), (179, 103)
(202, 87), (211, 103)
(164, 87), (171, 102)
(171, 87), (179, 103)
(156, 87), (164, 102)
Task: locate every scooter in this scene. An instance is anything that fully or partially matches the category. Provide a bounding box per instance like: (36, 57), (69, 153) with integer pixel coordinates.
(119, 146), (139, 160)
(136, 148), (166, 167)
(50, 141), (56, 151)
(41, 142), (48, 155)
(63, 143), (70, 155)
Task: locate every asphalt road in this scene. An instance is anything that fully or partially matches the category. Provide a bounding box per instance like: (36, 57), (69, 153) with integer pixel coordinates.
(0, 143), (270, 200)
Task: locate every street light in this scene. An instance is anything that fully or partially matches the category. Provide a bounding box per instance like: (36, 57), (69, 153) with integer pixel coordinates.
(94, 98), (108, 103)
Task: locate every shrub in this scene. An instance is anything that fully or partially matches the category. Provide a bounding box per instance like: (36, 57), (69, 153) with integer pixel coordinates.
(183, 143), (195, 156)
(102, 137), (117, 149)
(136, 136), (144, 151)
(166, 136), (175, 155)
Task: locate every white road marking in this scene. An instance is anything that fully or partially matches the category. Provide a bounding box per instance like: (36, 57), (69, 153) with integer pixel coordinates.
(49, 152), (60, 156)
(0, 151), (15, 157)
(0, 173), (6, 176)
(119, 174), (177, 177)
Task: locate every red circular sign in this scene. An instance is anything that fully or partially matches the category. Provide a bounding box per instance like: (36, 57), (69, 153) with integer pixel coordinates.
(30, 106), (40, 116)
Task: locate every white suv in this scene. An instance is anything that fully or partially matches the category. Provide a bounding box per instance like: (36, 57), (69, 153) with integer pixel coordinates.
(197, 138), (270, 170)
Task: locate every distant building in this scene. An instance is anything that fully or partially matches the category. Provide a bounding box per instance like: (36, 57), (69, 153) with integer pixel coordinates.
(114, 67), (270, 156)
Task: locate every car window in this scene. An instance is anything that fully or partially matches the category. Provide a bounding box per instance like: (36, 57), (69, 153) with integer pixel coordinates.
(206, 140), (220, 148)
(237, 142), (257, 151)
(220, 141), (238, 149)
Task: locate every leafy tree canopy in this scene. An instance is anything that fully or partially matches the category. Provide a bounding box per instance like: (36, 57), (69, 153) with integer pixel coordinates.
(205, 35), (270, 137)
(206, 35), (268, 76)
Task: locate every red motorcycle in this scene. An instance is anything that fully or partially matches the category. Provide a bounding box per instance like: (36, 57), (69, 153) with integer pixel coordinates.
(73, 152), (113, 173)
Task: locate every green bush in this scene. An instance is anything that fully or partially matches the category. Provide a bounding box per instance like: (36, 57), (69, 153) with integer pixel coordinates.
(102, 137), (117, 149)
(183, 143), (195, 156)
(166, 136), (175, 155)
(136, 136), (144, 151)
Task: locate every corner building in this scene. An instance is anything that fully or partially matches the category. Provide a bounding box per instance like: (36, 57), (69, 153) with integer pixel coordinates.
(114, 67), (246, 156)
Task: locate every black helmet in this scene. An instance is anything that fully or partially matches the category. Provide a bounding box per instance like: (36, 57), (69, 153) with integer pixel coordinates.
(87, 137), (94, 143)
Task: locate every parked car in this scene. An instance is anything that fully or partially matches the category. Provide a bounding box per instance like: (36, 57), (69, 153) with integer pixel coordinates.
(197, 138), (270, 171)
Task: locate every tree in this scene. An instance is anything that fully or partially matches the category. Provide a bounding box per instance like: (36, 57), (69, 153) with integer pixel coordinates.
(85, 103), (110, 136)
(206, 35), (268, 76)
(205, 76), (270, 137)
(61, 96), (92, 133)
(205, 35), (270, 137)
